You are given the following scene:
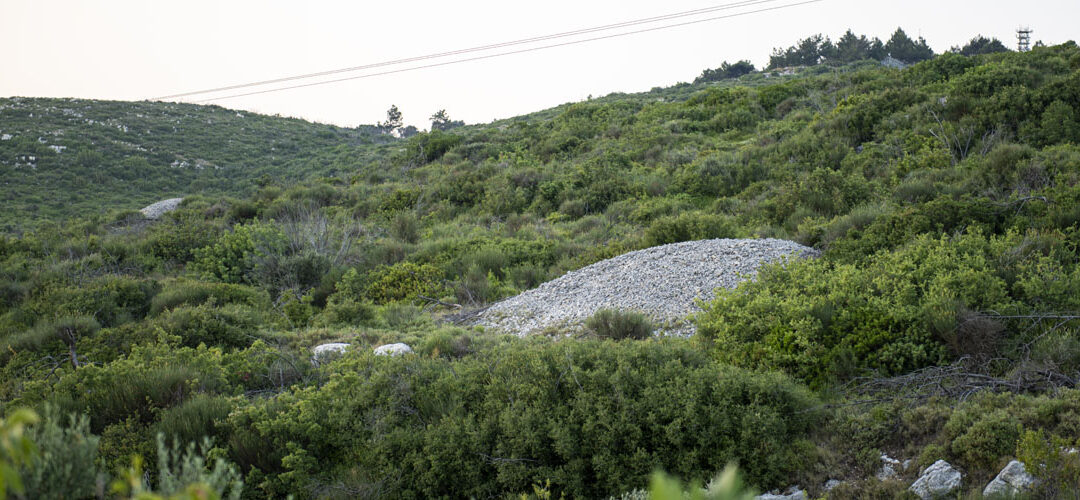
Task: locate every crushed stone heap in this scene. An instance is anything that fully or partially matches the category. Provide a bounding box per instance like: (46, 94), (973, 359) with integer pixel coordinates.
(476, 238), (818, 336)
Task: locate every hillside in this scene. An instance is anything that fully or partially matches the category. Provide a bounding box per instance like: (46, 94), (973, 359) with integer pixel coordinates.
(0, 97), (391, 231)
(1, 40), (1080, 499)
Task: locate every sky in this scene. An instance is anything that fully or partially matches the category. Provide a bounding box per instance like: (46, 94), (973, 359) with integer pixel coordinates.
(1, 0), (1077, 129)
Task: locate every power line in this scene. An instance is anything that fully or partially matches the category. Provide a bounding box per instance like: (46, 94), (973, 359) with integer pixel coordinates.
(190, 0), (825, 104)
(151, 0), (798, 101)
(150, 0), (786, 100)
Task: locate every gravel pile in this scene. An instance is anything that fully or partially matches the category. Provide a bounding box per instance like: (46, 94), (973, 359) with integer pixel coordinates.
(139, 198), (184, 219)
(476, 238), (817, 336)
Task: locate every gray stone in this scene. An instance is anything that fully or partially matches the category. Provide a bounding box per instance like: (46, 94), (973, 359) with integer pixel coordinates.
(878, 454), (901, 481)
(983, 460), (1035, 497)
(374, 343), (413, 356)
(311, 343), (350, 364)
(755, 486), (805, 500)
(823, 479), (843, 492)
(909, 460), (962, 499)
(139, 197), (184, 219)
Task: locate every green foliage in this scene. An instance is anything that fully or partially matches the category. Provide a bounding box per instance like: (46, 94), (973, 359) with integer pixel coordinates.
(192, 221), (288, 285)
(229, 339), (819, 498)
(0, 409), (38, 500)
(644, 213), (738, 246)
(646, 466), (758, 500)
(586, 309), (654, 340)
(1016, 429), (1080, 498)
(20, 406), (102, 499)
(149, 280), (268, 316)
(153, 303), (260, 348)
(153, 434), (242, 500)
(336, 261), (446, 305)
(696, 231), (1030, 387)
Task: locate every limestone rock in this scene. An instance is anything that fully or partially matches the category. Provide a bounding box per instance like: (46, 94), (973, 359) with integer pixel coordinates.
(823, 479), (843, 492)
(755, 486), (805, 500)
(139, 198), (184, 219)
(877, 454), (901, 481)
(983, 460), (1035, 497)
(374, 343), (413, 356)
(311, 343), (350, 364)
(909, 460), (962, 499)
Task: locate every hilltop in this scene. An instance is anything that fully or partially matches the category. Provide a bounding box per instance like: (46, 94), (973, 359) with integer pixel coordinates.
(0, 97), (391, 231)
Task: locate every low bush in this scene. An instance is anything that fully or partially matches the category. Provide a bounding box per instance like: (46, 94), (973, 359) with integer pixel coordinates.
(586, 309), (654, 340)
(149, 280), (268, 316)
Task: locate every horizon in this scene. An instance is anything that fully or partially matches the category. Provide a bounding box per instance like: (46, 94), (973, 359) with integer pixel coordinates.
(2, 0), (1078, 129)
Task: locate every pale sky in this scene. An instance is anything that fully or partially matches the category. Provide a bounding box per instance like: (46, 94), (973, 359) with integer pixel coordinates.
(1, 1), (1076, 129)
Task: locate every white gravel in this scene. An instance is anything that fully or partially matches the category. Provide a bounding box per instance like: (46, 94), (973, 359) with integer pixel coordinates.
(139, 197), (184, 219)
(476, 238), (817, 336)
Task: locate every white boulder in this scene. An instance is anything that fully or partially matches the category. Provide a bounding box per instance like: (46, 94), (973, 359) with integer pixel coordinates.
(983, 460), (1035, 497)
(311, 343), (350, 364)
(374, 343), (413, 356)
(755, 486), (805, 500)
(909, 460), (962, 499)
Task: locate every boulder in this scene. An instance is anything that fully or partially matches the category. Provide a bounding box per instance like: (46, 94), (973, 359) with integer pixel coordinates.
(374, 343), (413, 356)
(983, 460), (1035, 497)
(877, 453), (902, 481)
(823, 479), (843, 492)
(312, 342), (350, 358)
(139, 198), (184, 219)
(909, 460), (962, 499)
(754, 486), (805, 500)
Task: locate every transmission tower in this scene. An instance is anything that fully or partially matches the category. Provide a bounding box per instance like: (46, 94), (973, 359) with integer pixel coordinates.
(1017, 27), (1032, 52)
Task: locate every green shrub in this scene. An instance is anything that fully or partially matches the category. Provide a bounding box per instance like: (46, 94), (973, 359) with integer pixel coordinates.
(945, 408), (1022, 470)
(20, 406), (102, 500)
(191, 221), (288, 284)
(149, 280), (268, 316)
(152, 434), (244, 500)
(586, 309), (654, 340)
(1016, 429), (1080, 498)
(336, 261), (447, 305)
(153, 303), (260, 349)
(695, 231), (1023, 387)
(644, 213), (738, 246)
(155, 394), (234, 457)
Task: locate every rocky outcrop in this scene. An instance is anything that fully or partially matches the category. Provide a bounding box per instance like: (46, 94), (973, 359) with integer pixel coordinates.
(983, 460), (1035, 497)
(909, 460), (962, 499)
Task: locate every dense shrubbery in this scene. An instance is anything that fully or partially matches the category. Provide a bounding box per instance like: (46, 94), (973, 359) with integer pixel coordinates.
(228, 339), (819, 498)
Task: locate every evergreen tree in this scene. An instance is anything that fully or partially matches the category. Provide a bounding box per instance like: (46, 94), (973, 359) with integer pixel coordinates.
(885, 28), (934, 63)
(955, 35), (1010, 56)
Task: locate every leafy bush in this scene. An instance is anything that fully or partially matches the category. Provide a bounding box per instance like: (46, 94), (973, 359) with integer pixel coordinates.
(335, 261), (446, 305)
(696, 231), (1026, 387)
(644, 213), (738, 247)
(149, 280), (268, 316)
(586, 309), (654, 340)
(153, 303), (260, 349)
(155, 394), (234, 446)
(20, 406), (102, 499)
